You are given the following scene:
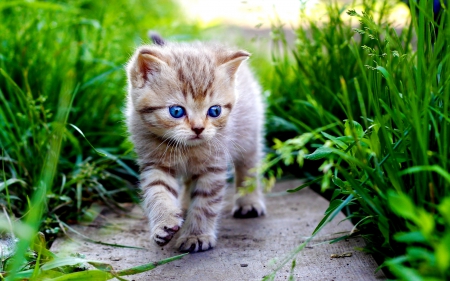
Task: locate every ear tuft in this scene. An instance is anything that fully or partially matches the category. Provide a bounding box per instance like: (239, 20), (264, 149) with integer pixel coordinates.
(220, 50), (250, 77)
(127, 47), (167, 88)
(148, 31), (165, 46)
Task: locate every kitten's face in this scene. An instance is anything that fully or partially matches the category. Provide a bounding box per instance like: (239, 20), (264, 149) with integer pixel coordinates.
(135, 80), (234, 146)
(127, 44), (248, 146)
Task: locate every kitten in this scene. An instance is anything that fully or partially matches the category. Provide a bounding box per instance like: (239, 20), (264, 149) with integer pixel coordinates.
(125, 36), (265, 253)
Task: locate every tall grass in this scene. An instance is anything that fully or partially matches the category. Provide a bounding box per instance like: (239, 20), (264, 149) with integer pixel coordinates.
(0, 0), (198, 278)
(265, 0), (401, 179)
(0, 0), (195, 229)
(266, 0), (450, 279)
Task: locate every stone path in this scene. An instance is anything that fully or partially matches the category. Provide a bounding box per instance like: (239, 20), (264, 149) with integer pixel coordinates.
(51, 180), (386, 280)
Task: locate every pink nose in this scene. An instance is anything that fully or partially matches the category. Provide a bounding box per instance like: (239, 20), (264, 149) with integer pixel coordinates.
(192, 127), (204, 135)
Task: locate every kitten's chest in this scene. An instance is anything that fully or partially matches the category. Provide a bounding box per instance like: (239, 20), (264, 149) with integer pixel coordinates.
(167, 145), (227, 175)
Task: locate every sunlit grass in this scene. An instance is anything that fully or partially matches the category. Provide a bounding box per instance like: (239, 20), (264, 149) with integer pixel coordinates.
(264, 0), (450, 279)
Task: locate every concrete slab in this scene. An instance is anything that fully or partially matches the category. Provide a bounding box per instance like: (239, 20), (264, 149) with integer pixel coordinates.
(51, 180), (386, 280)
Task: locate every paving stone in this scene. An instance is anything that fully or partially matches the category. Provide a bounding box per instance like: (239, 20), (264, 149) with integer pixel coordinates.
(51, 180), (386, 280)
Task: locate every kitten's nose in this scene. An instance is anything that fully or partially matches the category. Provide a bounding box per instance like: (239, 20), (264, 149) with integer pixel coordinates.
(192, 127), (204, 135)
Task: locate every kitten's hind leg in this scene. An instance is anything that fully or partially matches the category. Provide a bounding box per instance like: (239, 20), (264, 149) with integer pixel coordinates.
(232, 161), (266, 218)
(141, 167), (183, 246)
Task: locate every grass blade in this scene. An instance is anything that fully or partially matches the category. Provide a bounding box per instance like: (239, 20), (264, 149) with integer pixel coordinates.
(286, 177), (323, 193)
(116, 253), (188, 276)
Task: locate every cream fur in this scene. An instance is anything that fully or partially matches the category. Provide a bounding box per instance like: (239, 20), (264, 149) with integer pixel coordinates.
(125, 41), (265, 252)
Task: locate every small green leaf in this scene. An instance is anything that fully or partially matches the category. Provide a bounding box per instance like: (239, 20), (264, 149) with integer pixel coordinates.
(399, 165), (450, 184)
(394, 231), (427, 244)
(406, 247), (435, 263)
(436, 233), (450, 273)
(32, 270), (65, 280)
(304, 147), (334, 160)
(416, 209), (435, 237)
(0, 178), (26, 192)
(344, 120), (364, 138)
(330, 188), (341, 201)
(387, 190), (417, 221)
(267, 115), (300, 133)
(438, 197), (450, 225)
(387, 262), (423, 281)
(331, 176), (349, 189)
(335, 136), (355, 144)
(321, 132), (347, 149)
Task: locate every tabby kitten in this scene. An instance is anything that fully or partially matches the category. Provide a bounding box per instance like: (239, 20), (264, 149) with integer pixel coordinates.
(125, 36), (265, 253)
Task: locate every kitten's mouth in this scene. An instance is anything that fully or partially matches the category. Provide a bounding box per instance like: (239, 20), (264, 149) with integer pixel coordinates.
(187, 135), (205, 146)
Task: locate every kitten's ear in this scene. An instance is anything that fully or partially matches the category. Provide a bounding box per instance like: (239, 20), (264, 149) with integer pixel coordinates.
(220, 51), (250, 77)
(127, 47), (167, 88)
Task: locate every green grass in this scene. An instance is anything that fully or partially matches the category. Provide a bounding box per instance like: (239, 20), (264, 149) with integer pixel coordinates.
(0, 0), (198, 228)
(264, 0), (450, 279)
(0, 0), (200, 279)
(0, 0), (198, 225)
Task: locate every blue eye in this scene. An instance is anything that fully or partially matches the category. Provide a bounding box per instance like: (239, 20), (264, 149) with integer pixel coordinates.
(169, 106), (185, 118)
(207, 105), (221, 117)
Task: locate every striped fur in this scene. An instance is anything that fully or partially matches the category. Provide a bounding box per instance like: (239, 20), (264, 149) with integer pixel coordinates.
(125, 41), (266, 253)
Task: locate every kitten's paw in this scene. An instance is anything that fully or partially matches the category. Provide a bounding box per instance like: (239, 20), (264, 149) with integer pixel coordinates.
(152, 213), (183, 246)
(175, 234), (216, 253)
(233, 197), (266, 218)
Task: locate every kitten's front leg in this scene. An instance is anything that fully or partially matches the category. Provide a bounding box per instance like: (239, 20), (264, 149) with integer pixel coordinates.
(141, 166), (183, 246)
(175, 167), (227, 252)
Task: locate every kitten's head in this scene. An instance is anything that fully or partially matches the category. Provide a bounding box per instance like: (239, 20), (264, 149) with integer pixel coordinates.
(126, 42), (249, 146)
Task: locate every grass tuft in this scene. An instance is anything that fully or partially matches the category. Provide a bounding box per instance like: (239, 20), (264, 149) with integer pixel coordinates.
(1, 0), (200, 278)
(265, 0), (450, 279)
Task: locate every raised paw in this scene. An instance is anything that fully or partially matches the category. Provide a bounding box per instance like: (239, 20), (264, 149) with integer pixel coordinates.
(232, 198), (266, 218)
(151, 213), (183, 246)
(175, 234), (216, 253)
